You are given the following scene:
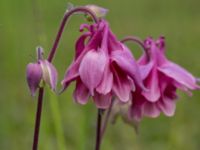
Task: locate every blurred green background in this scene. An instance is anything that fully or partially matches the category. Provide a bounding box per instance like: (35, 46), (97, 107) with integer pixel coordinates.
(0, 0), (200, 149)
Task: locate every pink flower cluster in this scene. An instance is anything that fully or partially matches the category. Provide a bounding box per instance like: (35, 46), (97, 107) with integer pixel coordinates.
(61, 20), (199, 120)
(26, 5), (199, 122)
(25, 5), (200, 150)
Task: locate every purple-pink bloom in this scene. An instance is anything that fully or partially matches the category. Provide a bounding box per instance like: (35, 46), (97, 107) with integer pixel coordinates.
(61, 20), (146, 109)
(26, 48), (58, 96)
(129, 37), (200, 121)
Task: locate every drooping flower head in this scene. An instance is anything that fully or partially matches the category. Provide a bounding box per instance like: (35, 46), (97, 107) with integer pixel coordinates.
(129, 36), (200, 121)
(26, 47), (58, 96)
(61, 19), (146, 109)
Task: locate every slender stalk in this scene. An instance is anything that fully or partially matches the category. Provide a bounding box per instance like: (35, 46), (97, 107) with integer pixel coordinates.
(101, 100), (113, 139)
(95, 109), (102, 150)
(32, 88), (44, 150)
(121, 36), (146, 51)
(32, 6), (98, 150)
(47, 7), (98, 62)
(121, 36), (150, 61)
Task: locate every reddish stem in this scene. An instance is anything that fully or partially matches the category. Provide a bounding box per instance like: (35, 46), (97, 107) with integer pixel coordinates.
(32, 88), (44, 150)
(47, 7), (98, 62)
(95, 109), (102, 150)
(121, 36), (150, 61)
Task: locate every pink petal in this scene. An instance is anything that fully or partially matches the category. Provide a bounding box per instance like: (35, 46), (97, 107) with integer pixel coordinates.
(160, 79), (178, 99)
(158, 62), (199, 90)
(144, 37), (167, 65)
(111, 45), (147, 91)
(142, 102), (160, 118)
(61, 49), (89, 92)
(128, 77), (136, 92)
(61, 62), (79, 92)
(96, 64), (113, 94)
(73, 79), (90, 105)
(79, 50), (107, 95)
(174, 81), (193, 96)
(129, 90), (146, 121)
(79, 24), (90, 32)
(112, 64), (131, 102)
(75, 32), (91, 59)
(100, 21), (109, 52)
(139, 61), (154, 80)
(26, 63), (42, 96)
(93, 92), (112, 109)
(142, 68), (161, 102)
(137, 54), (149, 65)
(157, 97), (176, 117)
(156, 36), (165, 52)
(86, 24), (104, 50)
(128, 104), (142, 122)
(108, 30), (123, 52)
(112, 79), (131, 103)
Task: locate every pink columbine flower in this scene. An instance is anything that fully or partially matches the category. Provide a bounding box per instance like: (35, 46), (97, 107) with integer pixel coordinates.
(129, 37), (200, 121)
(61, 20), (146, 109)
(26, 47), (58, 96)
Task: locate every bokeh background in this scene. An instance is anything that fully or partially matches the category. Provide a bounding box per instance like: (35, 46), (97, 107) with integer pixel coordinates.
(0, 0), (200, 149)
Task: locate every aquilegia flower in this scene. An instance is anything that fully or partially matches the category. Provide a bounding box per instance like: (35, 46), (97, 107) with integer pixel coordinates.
(61, 19), (146, 109)
(26, 47), (58, 96)
(129, 37), (200, 121)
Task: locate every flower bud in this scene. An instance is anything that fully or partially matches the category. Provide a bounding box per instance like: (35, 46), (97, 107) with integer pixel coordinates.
(85, 5), (108, 21)
(26, 47), (58, 96)
(26, 63), (43, 96)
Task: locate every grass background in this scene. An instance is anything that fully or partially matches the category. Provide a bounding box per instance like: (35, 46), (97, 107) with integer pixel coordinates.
(0, 0), (200, 149)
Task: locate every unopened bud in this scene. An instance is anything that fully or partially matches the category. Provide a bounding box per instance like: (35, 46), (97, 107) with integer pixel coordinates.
(85, 5), (108, 21)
